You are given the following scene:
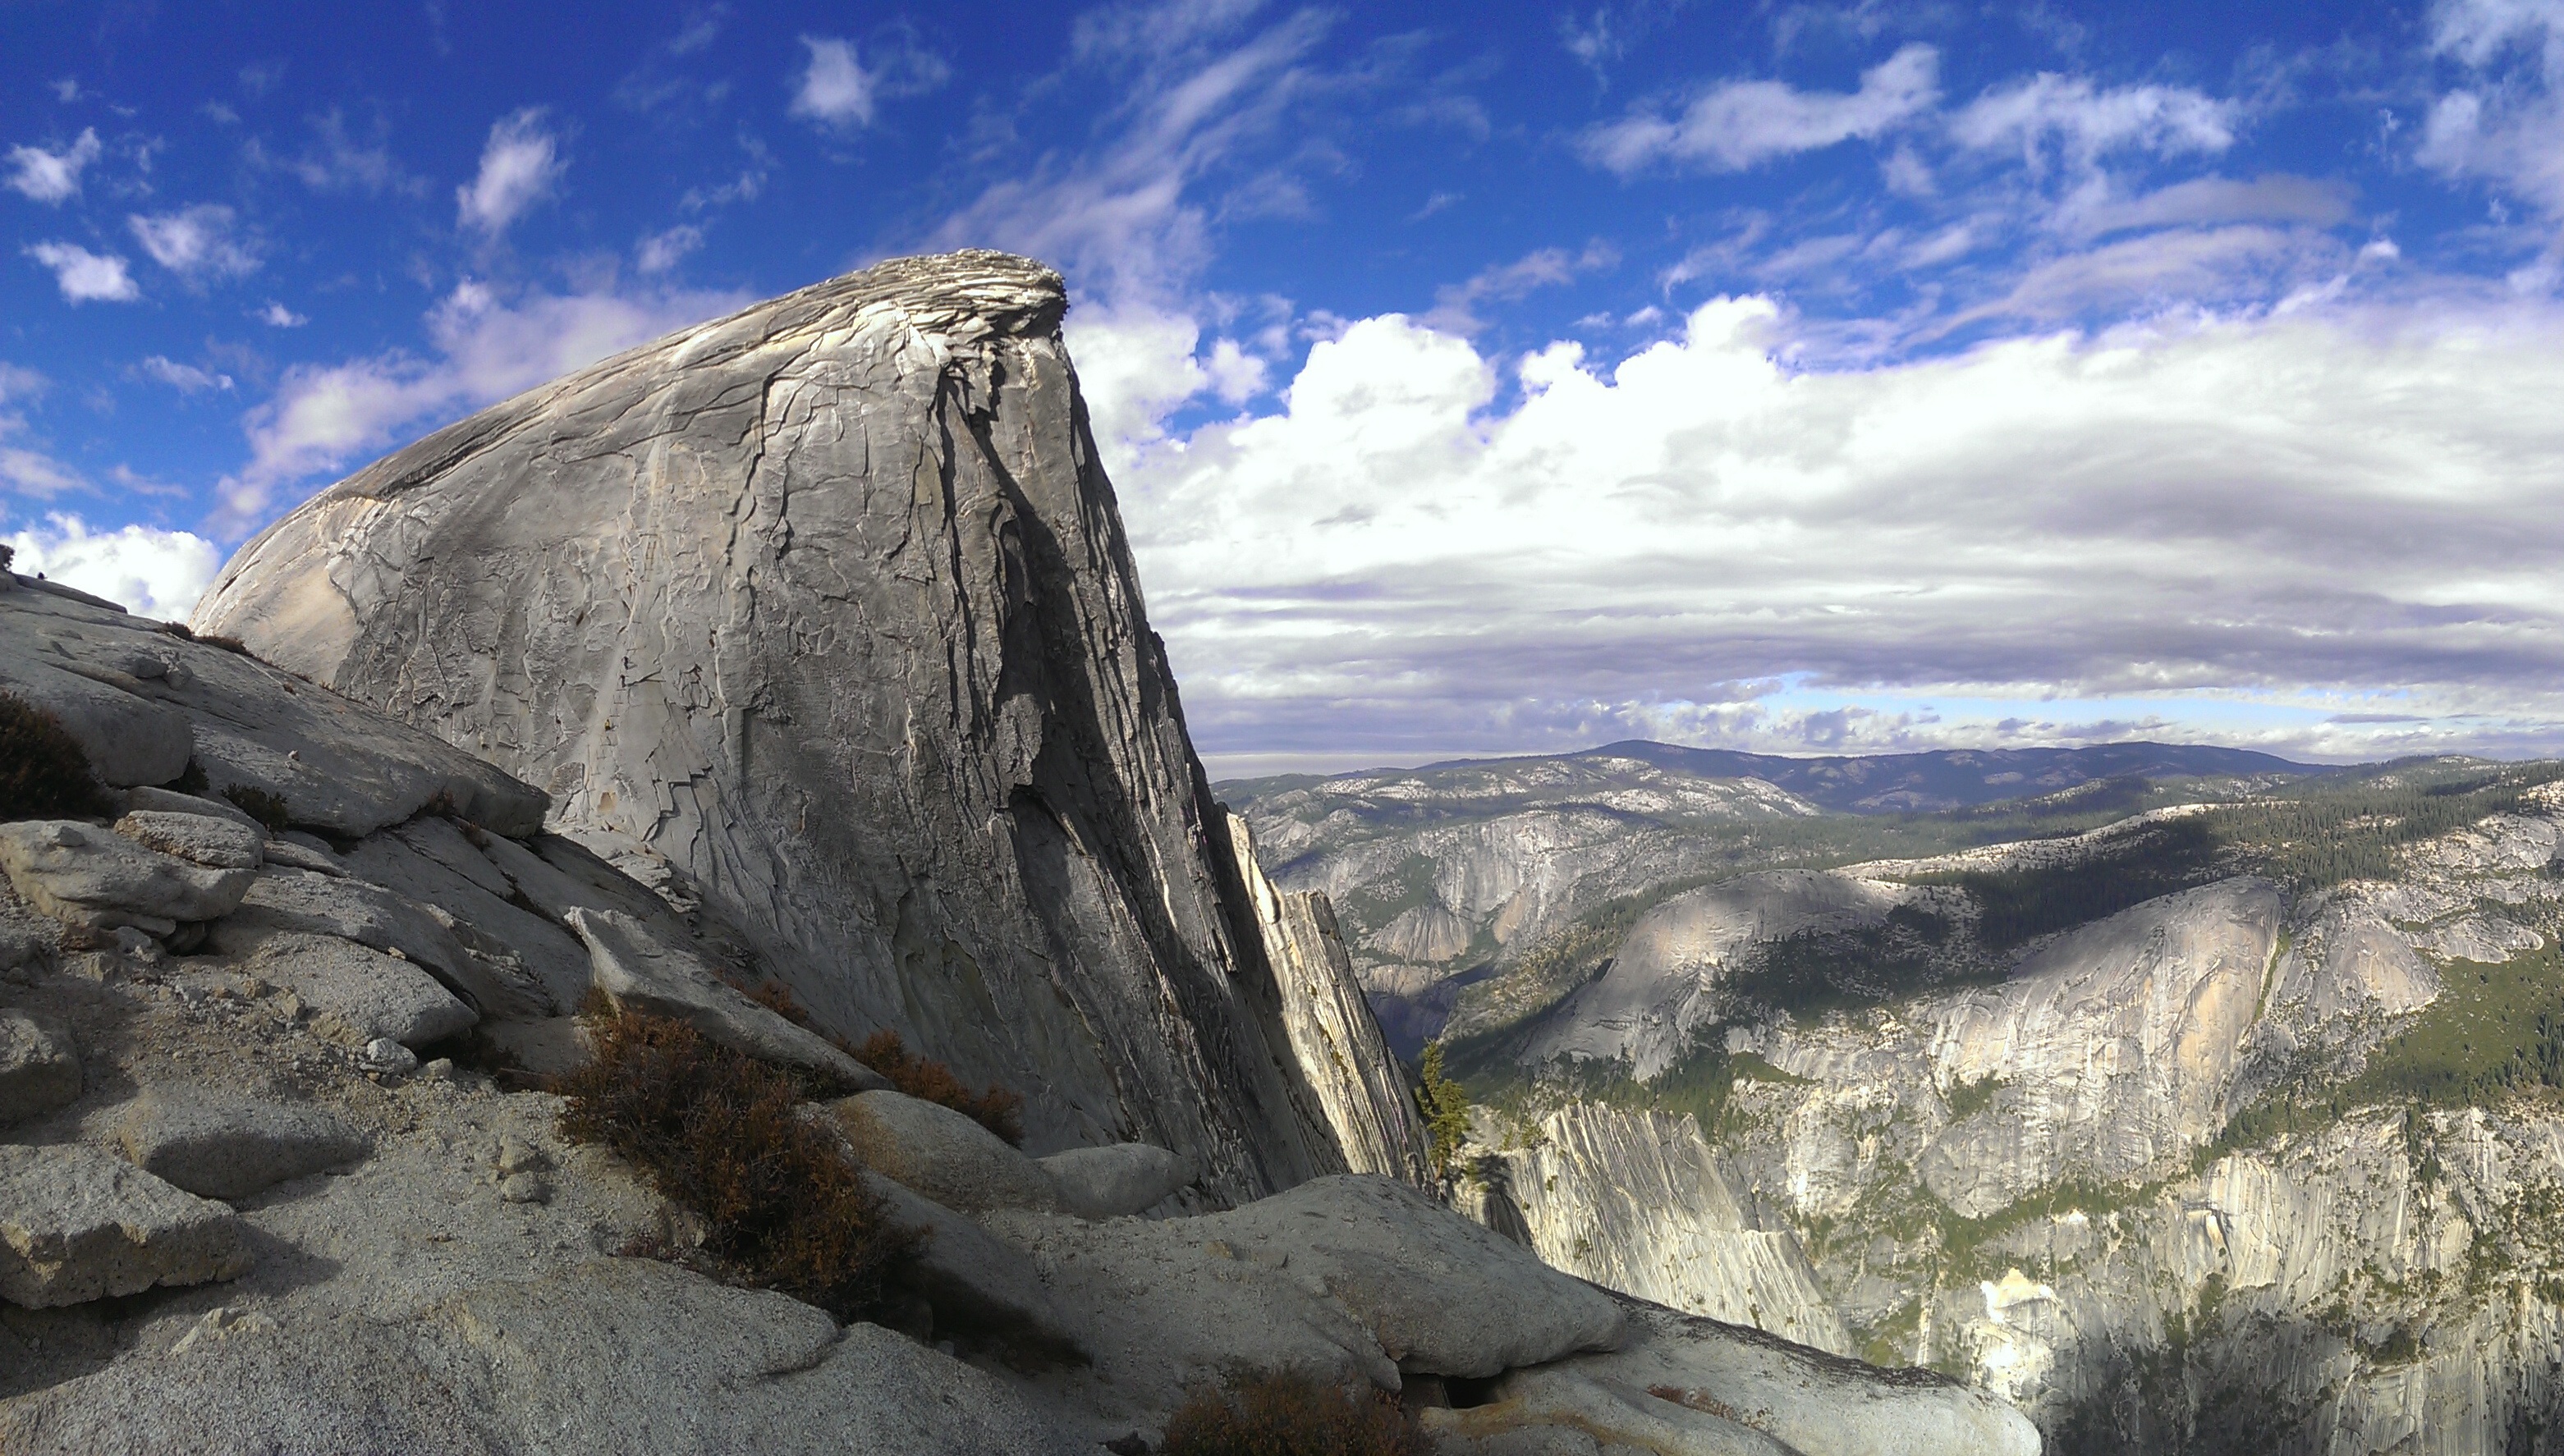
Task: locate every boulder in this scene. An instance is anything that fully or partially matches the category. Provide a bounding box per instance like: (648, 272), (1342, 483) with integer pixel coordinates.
(825, 1089), (1058, 1216)
(239, 931), (478, 1048)
(0, 1142), (252, 1307)
(1038, 1142), (1193, 1220)
(109, 1085), (369, 1200)
(124, 785), (264, 831)
(860, 1170), (1085, 1356)
(445, 1257), (1088, 1454)
(0, 819), (257, 935)
(1534, 1296), (2042, 1456)
(0, 1009), (80, 1126)
(116, 809), (264, 870)
(566, 908), (883, 1089)
(1204, 1175), (1626, 1379)
(0, 653), (193, 787)
(1420, 1367), (1796, 1456)
(0, 1259), (1086, 1454)
(220, 868), (473, 982)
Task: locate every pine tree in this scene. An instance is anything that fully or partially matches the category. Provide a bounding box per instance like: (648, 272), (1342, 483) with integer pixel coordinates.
(1417, 1042), (1470, 1179)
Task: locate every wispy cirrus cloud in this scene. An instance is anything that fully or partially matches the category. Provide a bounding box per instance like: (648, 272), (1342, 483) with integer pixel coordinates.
(216, 279), (744, 530)
(456, 108), (567, 236)
(130, 204), (260, 283)
(1950, 73), (2237, 172)
(1582, 43), (1940, 174)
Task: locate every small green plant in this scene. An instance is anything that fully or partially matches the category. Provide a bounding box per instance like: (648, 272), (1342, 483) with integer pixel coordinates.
(0, 690), (113, 821)
(556, 1005), (927, 1321)
(222, 783), (291, 831)
(1158, 1371), (1421, 1456)
(1416, 1042), (1471, 1178)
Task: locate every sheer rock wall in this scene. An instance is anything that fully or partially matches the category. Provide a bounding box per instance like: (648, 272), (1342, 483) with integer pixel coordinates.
(194, 250), (1420, 1202)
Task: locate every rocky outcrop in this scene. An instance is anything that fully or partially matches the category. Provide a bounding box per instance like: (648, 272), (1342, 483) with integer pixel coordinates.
(0, 1143), (252, 1307)
(1469, 1103), (1851, 1355)
(194, 250), (1420, 1202)
(1220, 813), (1435, 1184)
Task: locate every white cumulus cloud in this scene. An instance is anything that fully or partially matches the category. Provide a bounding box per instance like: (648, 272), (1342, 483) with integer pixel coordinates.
(130, 204), (261, 282)
(5, 128), (101, 204)
(3, 515), (222, 620)
(456, 108), (566, 236)
(790, 34), (949, 132)
(1111, 296), (2564, 765)
(22, 242), (140, 303)
(1584, 44), (1941, 174)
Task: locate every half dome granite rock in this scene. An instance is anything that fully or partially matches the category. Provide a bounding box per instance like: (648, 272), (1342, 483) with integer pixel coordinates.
(194, 249), (1429, 1197)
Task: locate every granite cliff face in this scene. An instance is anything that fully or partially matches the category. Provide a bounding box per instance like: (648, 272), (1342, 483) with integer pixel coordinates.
(1443, 762), (2564, 1453)
(194, 250), (1414, 1201)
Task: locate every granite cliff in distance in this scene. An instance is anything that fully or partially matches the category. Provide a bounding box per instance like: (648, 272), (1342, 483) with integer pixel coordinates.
(194, 250), (1429, 1201)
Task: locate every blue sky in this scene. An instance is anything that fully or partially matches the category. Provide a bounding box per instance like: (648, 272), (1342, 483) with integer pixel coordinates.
(7, 1), (2564, 774)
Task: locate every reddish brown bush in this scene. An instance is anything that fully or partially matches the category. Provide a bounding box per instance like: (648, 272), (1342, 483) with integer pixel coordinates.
(854, 1029), (1025, 1147)
(1159, 1371), (1422, 1456)
(556, 1005), (926, 1320)
(745, 980), (1026, 1147)
(0, 691), (113, 822)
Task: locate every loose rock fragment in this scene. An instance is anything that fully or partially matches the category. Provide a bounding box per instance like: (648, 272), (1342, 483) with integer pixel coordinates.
(566, 907), (883, 1089)
(0, 1142), (252, 1307)
(1038, 1142), (1194, 1220)
(824, 1089), (1059, 1216)
(0, 819), (257, 935)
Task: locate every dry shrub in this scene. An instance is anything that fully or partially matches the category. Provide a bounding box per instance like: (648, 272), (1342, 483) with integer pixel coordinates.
(222, 784), (291, 831)
(854, 1029), (1025, 1147)
(1160, 1371), (1421, 1456)
(556, 1005), (927, 1321)
(745, 980), (1027, 1147)
(0, 691), (113, 822)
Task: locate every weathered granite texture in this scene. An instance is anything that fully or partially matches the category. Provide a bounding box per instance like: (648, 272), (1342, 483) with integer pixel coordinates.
(194, 250), (1424, 1201)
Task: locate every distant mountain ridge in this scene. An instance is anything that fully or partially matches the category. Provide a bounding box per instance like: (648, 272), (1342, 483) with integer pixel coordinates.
(1392, 739), (2311, 814)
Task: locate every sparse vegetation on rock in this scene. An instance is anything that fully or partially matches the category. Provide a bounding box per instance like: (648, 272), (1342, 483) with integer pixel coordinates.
(1158, 1371), (1420, 1456)
(221, 783), (291, 831)
(1416, 1042), (1470, 1179)
(850, 1028), (1026, 1147)
(557, 1003), (927, 1321)
(0, 691), (114, 822)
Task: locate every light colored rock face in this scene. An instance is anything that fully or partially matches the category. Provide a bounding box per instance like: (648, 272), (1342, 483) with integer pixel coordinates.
(109, 1086), (368, 1201)
(1471, 1103), (1850, 1355)
(0, 819), (258, 934)
(0, 1143), (252, 1307)
(0, 1010), (80, 1127)
(193, 250), (1401, 1199)
(115, 810), (264, 871)
(1552, 1298), (2043, 1456)
(236, 930), (479, 1049)
(828, 1088), (1057, 1214)
(1222, 813), (1435, 1186)
(1207, 1174), (1626, 1378)
(1522, 868), (1919, 1078)
(570, 907), (884, 1089)
(1038, 1142), (1194, 1220)
(0, 579), (548, 835)
(1920, 878), (2282, 1216)
(860, 1170), (1084, 1354)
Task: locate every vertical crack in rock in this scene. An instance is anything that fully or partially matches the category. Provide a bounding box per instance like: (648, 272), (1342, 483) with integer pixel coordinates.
(196, 250), (1427, 1203)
